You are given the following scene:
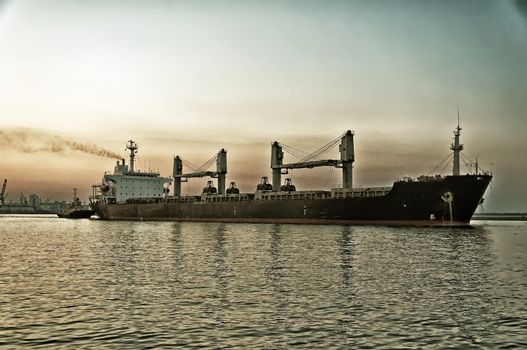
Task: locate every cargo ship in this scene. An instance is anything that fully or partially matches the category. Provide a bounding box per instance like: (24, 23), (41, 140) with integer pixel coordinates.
(89, 125), (492, 226)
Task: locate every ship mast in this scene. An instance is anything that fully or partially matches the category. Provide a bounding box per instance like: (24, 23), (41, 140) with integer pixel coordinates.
(126, 140), (138, 172)
(450, 107), (464, 176)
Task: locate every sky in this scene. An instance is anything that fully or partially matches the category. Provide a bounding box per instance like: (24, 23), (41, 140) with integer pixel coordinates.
(0, 0), (526, 211)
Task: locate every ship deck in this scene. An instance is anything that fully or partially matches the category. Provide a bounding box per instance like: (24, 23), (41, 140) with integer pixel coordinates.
(122, 186), (394, 205)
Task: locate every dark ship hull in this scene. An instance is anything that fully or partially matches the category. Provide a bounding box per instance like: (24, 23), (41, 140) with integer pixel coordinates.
(57, 209), (94, 219)
(91, 174), (491, 226)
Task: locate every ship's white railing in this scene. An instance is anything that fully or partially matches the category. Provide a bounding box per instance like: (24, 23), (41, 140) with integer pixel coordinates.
(202, 194), (254, 202)
(153, 194), (255, 204)
(116, 186), (393, 205)
(331, 187), (392, 199)
(255, 191), (332, 201)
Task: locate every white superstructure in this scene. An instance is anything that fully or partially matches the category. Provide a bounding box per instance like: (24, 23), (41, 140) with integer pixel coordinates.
(98, 141), (171, 204)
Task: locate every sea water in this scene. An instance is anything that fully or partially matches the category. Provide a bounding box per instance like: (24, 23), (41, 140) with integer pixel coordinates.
(1, 215), (525, 349)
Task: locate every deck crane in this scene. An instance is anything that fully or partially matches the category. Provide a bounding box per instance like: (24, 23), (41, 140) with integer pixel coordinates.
(270, 130), (355, 191)
(172, 149), (228, 196)
(0, 179), (6, 206)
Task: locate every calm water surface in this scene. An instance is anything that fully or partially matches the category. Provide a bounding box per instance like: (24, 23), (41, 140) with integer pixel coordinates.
(0, 215), (526, 349)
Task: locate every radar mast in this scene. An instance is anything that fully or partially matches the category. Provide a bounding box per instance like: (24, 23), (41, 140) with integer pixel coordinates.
(126, 140), (138, 172)
(450, 107), (464, 176)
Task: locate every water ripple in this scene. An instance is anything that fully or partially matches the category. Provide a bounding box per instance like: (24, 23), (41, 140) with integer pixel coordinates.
(1, 216), (526, 348)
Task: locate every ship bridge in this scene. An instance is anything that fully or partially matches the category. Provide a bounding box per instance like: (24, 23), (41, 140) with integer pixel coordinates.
(93, 141), (171, 204)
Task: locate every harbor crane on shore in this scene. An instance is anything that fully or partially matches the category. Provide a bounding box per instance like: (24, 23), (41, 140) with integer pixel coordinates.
(0, 179), (6, 206)
(20, 192), (28, 205)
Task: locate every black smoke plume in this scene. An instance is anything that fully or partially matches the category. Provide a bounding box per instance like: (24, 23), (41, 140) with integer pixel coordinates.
(0, 128), (122, 159)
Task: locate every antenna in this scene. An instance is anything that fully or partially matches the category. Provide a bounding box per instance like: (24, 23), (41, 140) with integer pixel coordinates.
(457, 105), (460, 127)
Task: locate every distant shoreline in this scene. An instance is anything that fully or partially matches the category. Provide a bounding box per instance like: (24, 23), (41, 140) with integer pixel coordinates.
(473, 213), (527, 221)
(1, 212), (525, 221)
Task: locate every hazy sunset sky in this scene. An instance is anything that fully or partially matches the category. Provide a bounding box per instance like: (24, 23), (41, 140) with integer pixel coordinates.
(0, 0), (526, 211)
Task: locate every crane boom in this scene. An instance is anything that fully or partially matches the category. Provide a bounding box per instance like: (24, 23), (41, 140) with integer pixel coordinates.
(274, 159), (342, 170)
(172, 149), (228, 195)
(270, 130), (355, 190)
(174, 171), (217, 179)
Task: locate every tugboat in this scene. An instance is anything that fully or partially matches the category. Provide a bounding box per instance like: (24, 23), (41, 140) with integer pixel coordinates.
(58, 188), (94, 219)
